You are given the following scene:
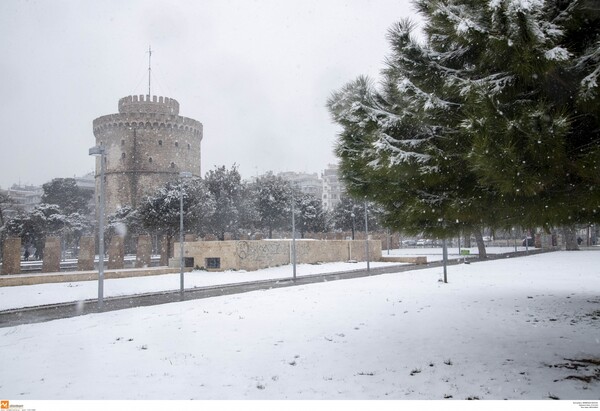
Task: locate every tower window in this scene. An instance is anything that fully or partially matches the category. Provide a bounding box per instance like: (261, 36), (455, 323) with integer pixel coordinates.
(149, 157), (153, 163)
(158, 140), (163, 146)
(187, 143), (191, 150)
(121, 152), (126, 159)
(170, 162), (175, 168)
(175, 141), (179, 147)
(121, 139), (125, 146)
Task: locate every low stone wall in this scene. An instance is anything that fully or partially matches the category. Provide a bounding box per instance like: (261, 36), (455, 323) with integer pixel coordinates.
(78, 236), (96, 271)
(108, 236), (125, 269)
(135, 235), (152, 268)
(1, 237), (21, 275)
(42, 237), (61, 273)
(0, 266), (191, 287)
(380, 256), (427, 265)
(171, 239), (383, 271)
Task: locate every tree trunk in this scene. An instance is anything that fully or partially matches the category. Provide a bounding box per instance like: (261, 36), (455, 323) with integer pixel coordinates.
(463, 234), (471, 248)
(562, 226), (579, 251)
(472, 229), (487, 259)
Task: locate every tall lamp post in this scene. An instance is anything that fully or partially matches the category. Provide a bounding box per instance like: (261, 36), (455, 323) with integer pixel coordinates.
(291, 195), (297, 281)
(438, 218), (448, 283)
(179, 171), (193, 299)
(364, 199), (370, 272)
(89, 145), (106, 309)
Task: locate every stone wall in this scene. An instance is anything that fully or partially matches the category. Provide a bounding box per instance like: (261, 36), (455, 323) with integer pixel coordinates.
(1, 237), (21, 275)
(78, 236), (96, 271)
(135, 235), (152, 268)
(171, 239), (382, 272)
(42, 236), (61, 273)
(108, 236), (125, 269)
(159, 235), (170, 266)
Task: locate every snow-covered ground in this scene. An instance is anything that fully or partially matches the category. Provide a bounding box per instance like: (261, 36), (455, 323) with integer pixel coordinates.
(0, 250), (599, 401)
(0, 246), (525, 311)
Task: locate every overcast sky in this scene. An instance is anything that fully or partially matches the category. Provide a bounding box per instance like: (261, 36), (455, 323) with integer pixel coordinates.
(0, 0), (422, 188)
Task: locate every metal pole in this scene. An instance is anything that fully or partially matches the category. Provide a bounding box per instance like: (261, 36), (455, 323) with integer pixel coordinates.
(89, 145), (105, 309)
(386, 228), (390, 255)
(364, 199), (370, 272)
(178, 172), (192, 299)
(442, 238), (448, 283)
(180, 183), (184, 299)
(98, 149), (105, 309)
(292, 197), (297, 281)
(148, 45), (152, 96)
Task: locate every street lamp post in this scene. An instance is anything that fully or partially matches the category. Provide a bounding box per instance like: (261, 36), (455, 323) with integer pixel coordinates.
(438, 218), (448, 283)
(291, 196), (297, 281)
(364, 199), (370, 272)
(179, 171), (193, 299)
(88, 145), (106, 309)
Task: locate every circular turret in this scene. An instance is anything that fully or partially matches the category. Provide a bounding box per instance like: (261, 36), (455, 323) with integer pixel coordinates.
(92, 95), (203, 216)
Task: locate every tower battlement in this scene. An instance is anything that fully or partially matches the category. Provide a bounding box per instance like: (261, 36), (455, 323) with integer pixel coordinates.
(118, 95), (179, 115)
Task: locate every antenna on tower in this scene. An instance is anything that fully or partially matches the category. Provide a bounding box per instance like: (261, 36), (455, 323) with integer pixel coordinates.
(148, 45), (152, 96)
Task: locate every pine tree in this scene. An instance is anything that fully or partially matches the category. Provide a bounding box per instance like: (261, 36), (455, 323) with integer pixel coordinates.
(328, 0), (600, 251)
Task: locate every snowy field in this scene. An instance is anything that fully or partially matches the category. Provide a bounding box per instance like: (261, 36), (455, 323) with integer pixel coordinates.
(0, 250), (599, 402)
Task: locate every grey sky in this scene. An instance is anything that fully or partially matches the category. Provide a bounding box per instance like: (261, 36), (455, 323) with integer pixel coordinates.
(0, 0), (421, 188)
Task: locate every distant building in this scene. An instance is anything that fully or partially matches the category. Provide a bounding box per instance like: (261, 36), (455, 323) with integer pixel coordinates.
(74, 172), (95, 193)
(92, 95), (203, 216)
(277, 171), (323, 199)
(2, 184), (43, 218)
(321, 164), (344, 211)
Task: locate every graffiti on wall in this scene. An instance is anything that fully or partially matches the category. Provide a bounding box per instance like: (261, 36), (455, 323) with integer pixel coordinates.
(236, 241), (289, 262)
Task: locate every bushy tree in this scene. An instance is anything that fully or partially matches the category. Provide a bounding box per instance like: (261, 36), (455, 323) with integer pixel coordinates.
(250, 173), (293, 238)
(293, 192), (329, 238)
(328, 0), (600, 254)
(41, 178), (93, 215)
(2, 204), (91, 258)
(204, 165), (253, 240)
(0, 191), (13, 227)
(331, 196), (381, 237)
(137, 178), (214, 255)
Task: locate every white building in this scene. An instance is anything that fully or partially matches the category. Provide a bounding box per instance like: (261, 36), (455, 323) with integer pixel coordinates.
(2, 184), (43, 218)
(321, 164), (344, 211)
(277, 171), (323, 199)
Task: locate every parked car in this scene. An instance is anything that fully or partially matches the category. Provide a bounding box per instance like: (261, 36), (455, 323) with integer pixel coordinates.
(402, 239), (417, 246)
(522, 237), (534, 246)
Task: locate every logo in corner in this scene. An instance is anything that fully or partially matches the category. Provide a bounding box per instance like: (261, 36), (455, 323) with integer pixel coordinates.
(0, 400), (8, 409)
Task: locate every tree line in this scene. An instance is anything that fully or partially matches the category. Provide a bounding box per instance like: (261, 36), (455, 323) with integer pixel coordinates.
(0, 166), (383, 259)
